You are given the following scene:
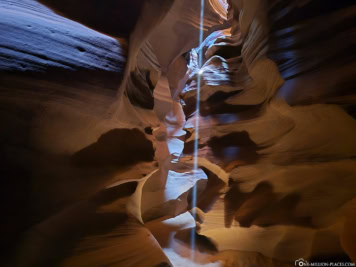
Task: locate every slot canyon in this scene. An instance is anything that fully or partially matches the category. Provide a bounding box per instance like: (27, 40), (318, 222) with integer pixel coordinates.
(0, 0), (356, 266)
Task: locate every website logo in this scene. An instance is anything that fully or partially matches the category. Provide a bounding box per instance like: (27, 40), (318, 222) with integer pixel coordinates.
(295, 258), (308, 266)
(294, 258), (355, 267)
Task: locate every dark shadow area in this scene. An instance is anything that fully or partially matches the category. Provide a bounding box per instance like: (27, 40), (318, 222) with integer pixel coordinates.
(224, 180), (313, 228)
(125, 70), (155, 110)
(208, 131), (259, 165)
(182, 95), (262, 118)
(344, 104), (356, 120)
(212, 44), (242, 60)
(155, 262), (172, 267)
(182, 140), (205, 155)
(0, 67), (124, 95)
(0, 127), (154, 265)
(14, 181), (138, 267)
(268, 0), (356, 106)
(90, 181), (138, 204)
(175, 228), (218, 254)
(72, 128), (155, 168)
(37, 0), (146, 38)
(269, 0), (355, 30)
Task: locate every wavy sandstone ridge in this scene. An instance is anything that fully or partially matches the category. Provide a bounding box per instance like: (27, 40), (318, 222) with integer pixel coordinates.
(0, 0), (355, 266)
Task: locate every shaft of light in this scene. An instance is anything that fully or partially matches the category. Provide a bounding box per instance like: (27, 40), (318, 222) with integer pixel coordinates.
(190, 0), (205, 257)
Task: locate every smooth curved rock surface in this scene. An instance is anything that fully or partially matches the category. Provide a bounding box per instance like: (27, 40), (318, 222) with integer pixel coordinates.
(179, 0), (356, 264)
(1, 0), (356, 266)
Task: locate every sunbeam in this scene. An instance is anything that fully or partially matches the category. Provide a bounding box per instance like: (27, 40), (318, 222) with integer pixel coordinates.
(190, 0), (205, 258)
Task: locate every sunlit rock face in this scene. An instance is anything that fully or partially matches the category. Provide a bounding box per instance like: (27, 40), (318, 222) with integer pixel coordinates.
(180, 0), (356, 265)
(1, 0), (356, 266)
(0, 1), (159, 265)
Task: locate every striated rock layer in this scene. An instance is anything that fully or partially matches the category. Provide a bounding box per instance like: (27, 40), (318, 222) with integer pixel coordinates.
(1, 0), (355, 266)
(180, 0), (356, 265)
